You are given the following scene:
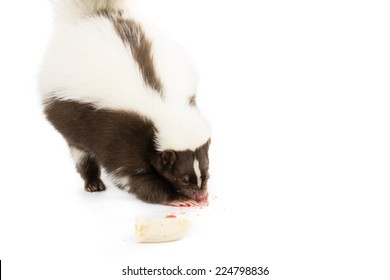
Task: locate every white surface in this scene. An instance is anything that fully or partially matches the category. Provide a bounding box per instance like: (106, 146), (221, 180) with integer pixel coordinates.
(0, 0), (389, 279)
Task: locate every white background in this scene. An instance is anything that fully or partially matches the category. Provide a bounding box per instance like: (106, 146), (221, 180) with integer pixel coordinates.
(0, 0), (389, 279)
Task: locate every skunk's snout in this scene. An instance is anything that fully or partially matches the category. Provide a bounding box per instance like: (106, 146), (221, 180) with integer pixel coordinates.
(196, 193), (208, 202)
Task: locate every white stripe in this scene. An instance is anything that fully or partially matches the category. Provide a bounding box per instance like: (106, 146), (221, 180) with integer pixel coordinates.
(193, 159), (202, 188)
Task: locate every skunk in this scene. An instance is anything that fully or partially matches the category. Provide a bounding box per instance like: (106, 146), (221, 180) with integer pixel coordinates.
(39, 0), (211, 206)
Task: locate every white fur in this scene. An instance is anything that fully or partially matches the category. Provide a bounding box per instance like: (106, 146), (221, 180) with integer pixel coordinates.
(109, 174), (130, 189)
(52, 0), (136, 20)
(108, 168), (131, 190)
(193, 159), (202, 188)
(40, 0), (211, 152)
(70, 146), (86, 165)
(68, 0), (127, 15)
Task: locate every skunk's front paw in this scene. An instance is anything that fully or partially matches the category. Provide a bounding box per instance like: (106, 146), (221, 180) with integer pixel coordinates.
(84, 179), (106, 192)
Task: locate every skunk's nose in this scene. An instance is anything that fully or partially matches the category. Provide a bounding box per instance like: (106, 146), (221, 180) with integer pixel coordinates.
(196, 193), (208, 202)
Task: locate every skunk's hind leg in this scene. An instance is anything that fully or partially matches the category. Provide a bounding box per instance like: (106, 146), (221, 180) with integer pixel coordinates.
(70, 146), (106, 192)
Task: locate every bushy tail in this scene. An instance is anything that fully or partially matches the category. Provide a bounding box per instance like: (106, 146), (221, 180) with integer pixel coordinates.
(53, 0), (134, 18)
(70, 0), (127, 15)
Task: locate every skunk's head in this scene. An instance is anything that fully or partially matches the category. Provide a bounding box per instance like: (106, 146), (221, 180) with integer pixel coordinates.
(151, 140), (210, 202)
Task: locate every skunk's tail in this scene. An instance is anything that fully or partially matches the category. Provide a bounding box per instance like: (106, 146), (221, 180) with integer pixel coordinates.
(71, 0), (127, 15)
(53, 0), (132, 18)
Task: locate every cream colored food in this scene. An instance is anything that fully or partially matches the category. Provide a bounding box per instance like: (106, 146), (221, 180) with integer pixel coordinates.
(136, 217), (192, 243)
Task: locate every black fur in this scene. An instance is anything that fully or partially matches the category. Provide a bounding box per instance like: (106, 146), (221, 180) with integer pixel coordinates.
(44, 99), (209, 204)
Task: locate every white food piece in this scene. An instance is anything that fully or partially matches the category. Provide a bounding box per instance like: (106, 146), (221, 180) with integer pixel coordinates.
(136, 217), (192, 243)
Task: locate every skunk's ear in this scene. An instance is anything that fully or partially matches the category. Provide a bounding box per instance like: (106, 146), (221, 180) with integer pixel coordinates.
(161, 150), (177, 167)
